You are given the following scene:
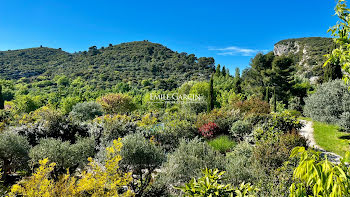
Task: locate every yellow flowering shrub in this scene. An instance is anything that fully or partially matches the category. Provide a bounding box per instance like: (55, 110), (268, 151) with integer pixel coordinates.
(8, 139), (134, 197)
(137, 113), (157, 127)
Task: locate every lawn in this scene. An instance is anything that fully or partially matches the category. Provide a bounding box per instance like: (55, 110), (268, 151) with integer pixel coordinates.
(312, 120), (350, 157)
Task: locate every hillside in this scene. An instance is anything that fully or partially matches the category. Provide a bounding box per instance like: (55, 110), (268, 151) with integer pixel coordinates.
(0, 41), (214, 90)
(274, 37), (335, 82)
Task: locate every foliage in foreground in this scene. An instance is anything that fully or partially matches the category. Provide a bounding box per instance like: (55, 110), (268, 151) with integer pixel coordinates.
(176, 168), (257, 197)
(289, 146), (350, 197)
(8, 139), (134, 197)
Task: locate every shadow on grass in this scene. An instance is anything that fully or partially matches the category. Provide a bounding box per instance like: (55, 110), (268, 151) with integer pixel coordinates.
(338, 135), (350, 140)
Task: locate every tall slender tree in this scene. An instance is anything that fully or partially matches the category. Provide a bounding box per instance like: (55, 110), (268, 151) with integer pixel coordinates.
(207, 74), (214, 112)
(234, 68), (242, 94)
(265, 86), (269, 102)
(221, 66), (227, 77)
(215, 64), (221, 76)
(0, 85), (4, 110)
(273, 86), (277, 112)
(324, 62), (342, 82)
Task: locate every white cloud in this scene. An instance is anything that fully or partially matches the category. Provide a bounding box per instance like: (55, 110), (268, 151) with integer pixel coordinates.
(208, 46), (268, 56)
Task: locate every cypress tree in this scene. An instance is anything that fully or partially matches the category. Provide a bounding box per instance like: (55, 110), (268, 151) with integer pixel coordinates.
(234, 68), (242, 94)
(0, 85), (4, 110)
(222, 66), (227, 77)
(207, 74), (214, 112)
(273, 86), (277, 112)
(324, 63), (342, 82)
(215, 64), (221, 76)
(265, 87), (269, 102)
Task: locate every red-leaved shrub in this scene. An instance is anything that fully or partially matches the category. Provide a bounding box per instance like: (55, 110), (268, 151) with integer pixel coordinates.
(199, 122), (219, 138)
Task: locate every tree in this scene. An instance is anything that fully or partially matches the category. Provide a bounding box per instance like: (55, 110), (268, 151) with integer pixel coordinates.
(120, 133), (165, 196)
(325, 0), (350, 85)
(222, 66), (227, 76)
(0, 85), (4, 109)
(273, 86), (277, 112)
(324, 62), (343, 82)
(270, 56), (295, 107)
(0, 131), (30, 182)
(208, 75), (214, 112)
(215, 64), (221, 76)
(234, 68), (242, 94)
(265, 86), (269, 102)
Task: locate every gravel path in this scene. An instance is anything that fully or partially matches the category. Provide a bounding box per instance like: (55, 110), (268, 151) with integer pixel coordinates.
(299, 120), (342, 163)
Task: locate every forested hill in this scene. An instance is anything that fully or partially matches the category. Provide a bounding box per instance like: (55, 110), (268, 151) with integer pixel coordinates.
(0, 41), (214, 89)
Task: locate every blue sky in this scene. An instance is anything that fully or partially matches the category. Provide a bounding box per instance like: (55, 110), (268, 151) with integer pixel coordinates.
(0, 0), (339, 72)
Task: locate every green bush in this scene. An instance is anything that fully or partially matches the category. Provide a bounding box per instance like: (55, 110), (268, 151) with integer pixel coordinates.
(229, 120), (252, 140)
(160, 138), (224, 186)
(15, 110), (89, 146)
(29, 137), (95, 174)
(339, 112), (350, 131)
(0, 131), (30, 180)
(225, 142), (258, 186)
(304, 80), (350, 124)
(89, 115), (138, 147)
(253, 133), (307, 170)
(70, 101), (103, 121)
(208, 135), (236, 153)
(97, 93), (136, 114)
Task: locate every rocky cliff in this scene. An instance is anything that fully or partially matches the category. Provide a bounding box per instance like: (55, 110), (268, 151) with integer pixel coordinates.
(273, 37), (334, 82)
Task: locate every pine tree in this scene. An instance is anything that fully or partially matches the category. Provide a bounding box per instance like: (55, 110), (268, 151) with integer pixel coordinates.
(0, 85), (4, 110)
(207, 75), (214, 112)
(271, 56), (295, 108)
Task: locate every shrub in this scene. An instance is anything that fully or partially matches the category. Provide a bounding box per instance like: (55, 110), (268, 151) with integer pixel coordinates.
(89, 114), (137, 147)
(268, 111), (303, 133)
(208, 135), (236, 154)
(199, 122), (219, 138)
(29, 137), (95, 174)
(0, 131), (30, 181)
(97, 93), (135, 114)
(253, 133), (307, 170)
(290, 147), (350, 197)
(339, 112), (350, 131)
(70, 101), (103, 121)
(140, 111), (197, 151)
(176, 168), (234, 197)
(13, 95), (44, 113)
(229, 120), (252, 140)
(288, 97), (302, 112)
(15, 111), (89, 146)
(195, 109), (240, 134)
(304, 79), (350, 124)
(60, 96), (81, 114)
(9, 139), (134, 197)
(225, 142), (257, 186)
(232, 96), (270, 115)
(120, 133), (166, 196)
(160, 138), (224, 186)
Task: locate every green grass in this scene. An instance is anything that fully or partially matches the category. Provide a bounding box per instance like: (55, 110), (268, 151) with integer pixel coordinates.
(208, 135), (237, 153)
(312, 120), (350, 157)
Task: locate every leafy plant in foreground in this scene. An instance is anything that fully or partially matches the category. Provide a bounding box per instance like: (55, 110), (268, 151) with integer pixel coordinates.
(176, 168), (257, 197)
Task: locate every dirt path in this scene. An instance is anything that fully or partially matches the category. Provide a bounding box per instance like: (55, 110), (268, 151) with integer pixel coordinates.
(299, 120), (342, 163)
